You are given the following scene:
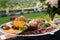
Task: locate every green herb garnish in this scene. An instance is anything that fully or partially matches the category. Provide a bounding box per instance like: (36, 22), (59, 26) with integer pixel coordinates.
(19, 25), (28, 31)
(41, 23), (51, 28)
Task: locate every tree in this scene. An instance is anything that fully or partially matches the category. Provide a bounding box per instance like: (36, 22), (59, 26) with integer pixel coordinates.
(0, 0), (9, 8)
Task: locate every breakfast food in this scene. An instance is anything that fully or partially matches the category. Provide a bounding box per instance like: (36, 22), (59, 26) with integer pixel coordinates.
(13, 21), (24, 28)
(1, 16), (58, 35)
(3, 28), (22, 34)
(15, 16), (26, 21)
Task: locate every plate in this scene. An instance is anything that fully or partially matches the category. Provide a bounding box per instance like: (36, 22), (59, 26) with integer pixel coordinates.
(0, 19), (60, 37)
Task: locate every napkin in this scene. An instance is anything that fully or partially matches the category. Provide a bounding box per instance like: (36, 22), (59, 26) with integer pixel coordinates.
(0, 32), (16, 40)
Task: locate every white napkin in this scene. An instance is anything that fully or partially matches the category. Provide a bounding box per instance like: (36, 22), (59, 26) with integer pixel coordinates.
(0, 35), (6, 40)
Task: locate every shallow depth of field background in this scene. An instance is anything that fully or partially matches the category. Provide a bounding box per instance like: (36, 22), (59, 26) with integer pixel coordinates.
(0, 0), (60, 25)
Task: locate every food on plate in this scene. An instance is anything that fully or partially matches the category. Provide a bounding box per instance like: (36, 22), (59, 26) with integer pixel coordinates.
(12, 21), (24, 28)
(40, 23), (51, 28)
(15, 16), (26, 21)
(45, 27), (54, 32)
(26, 20), (38, 27)
(2, 25), (10, 30)
(1, 16), (58, 35)
(3, 28), (22, 34)
(19, 25), (28, 31)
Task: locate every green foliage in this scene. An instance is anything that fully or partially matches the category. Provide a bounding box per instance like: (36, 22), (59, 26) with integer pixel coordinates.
(0, 0), (9, 8)
(0, 12), (48, 25)
(39, 0), (46, 2)
(0, 0), (39, 10)
(0, 12), (60, 25)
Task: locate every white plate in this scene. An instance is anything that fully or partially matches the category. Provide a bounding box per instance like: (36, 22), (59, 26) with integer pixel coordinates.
(0, 19), (60, 37)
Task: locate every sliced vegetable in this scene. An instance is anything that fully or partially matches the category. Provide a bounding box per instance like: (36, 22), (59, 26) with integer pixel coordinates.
(2, 25), (10, 30)
(51, 24), (58, 29)
(19, 25), (28, 31)
(41, 23), (51, 28)
(3, 28), (22, 34)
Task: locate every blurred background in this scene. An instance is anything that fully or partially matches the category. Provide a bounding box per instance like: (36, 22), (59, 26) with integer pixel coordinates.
(0, 0), (60, 25)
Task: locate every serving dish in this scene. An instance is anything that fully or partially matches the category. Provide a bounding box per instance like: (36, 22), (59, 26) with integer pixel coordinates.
(0, 17), (60, 37)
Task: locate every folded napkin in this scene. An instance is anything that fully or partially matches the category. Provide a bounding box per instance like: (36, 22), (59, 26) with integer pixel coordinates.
(0, 32), (16, 40)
